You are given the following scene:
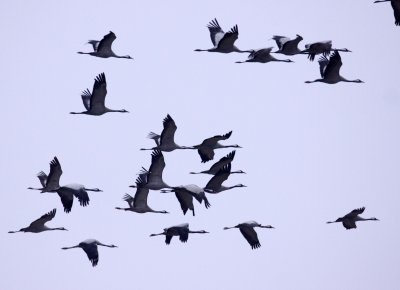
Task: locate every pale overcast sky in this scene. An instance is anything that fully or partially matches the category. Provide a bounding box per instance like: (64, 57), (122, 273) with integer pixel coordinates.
(1, 1), (400, 290)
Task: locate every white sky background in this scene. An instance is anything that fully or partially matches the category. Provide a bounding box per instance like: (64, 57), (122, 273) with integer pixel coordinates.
(1, 0), (400, 289)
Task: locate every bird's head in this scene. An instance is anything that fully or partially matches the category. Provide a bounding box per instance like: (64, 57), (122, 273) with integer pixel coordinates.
(109, 244), (118, 248)
(59, 227), (68, 231)
(161, 210), (169, 214)
(354, 79), (364, 83)
(124, 55), (133, 60)
(371, 217), (379, 221)
(200, 230), (210, 234)
(93, 188), (103, 192)
(343, 48), (352, 52)
(120, 109), (129, 113)
(260, 225), (275, 229)
(233, 144), (242, 148)
(236, 184), (247, 188)
(237, 170), (246, 174)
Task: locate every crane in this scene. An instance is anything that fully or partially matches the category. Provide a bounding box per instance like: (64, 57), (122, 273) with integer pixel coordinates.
(190, 150), (245, 175)
(8, 209), (67, 233)
(150, 223), (209, 245)
(194, 18), (252, 53)
(305, 51), (364, 84)
(191, 131), (241, 163)
(116, 176), (169, 214)
(140, 114), (192, 151)
(62, 239), (117, 267)
(57, 184), (102, 213)
(235, 47), (293, 63)
(161, 184), (211, 216)
(70, 73), (129, 115)
(223, 221), (274, 249)
(374, 0), (400, 26)
(204, 163), (246, 193)
(327, 207), (379, 229)
(77, 31), (133, 59)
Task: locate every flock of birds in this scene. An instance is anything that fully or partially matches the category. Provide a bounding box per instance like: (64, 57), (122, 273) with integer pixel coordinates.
(9, 5), (395, 265)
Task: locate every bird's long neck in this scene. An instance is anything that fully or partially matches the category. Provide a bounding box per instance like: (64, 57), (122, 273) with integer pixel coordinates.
(223, 226), (237, 230)
(231, 170), (244, 174)
(194, 48), (210, 52)
(62, 245), (80, 250)
(275, 59), (292, 62)
(215, 144), (238, 149)
(27, 187), (43, 191)
(189, 171), (204, 174)
(49, 227), (66, 231)
(115, 207), (129, 211)
(150, 232), (165, 237)
(70, 111), (88, 115)
(97, 242), (115, 248)
(339, 77), (360, 83)
(305, 79), (323, 84)
(357, 217), (378, 221)
(234, 47), (253, 53)
(188, 230), (207, 234)
(8, 229), (24, 233)
(105, 108), (128, 113)
(152, 209), (169, 214)
(114, 55), (132, 59)
(85, 188), (101, 192)
(77, 52), (94, 55)
(374, 0), (391, 2)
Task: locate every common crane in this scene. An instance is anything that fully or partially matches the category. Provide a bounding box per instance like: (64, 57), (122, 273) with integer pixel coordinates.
(204, 163), (246, 194)
(374, 0), (400, 26)
(8, 209), (67, 233)
(62, 239), (117, 267)
(327, 207), (379, 229)
(235, 47), (293, 64)
(150, 223), (209, 245)
(28, 156), (62, 193)
(191, 131), (241, 163)
(57, 184), (102, 213)
(224, 221), (274, 249)
(305, 51), (364, 84)
(129, 150), (171, 190)
(161, 184), (211, 216)
(272, 34), (304, 55)
(116, 176), (169, 214)
(302, 40), (351, 61)
(70, 73), (129, 115)
(194, 18), (252, 53)
(140, 114), (192, 151)
(77, 31), (133, 59)
(190, 150), (245, 175)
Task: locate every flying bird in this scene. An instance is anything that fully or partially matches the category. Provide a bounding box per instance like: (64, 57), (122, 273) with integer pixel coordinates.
(57, 184), (102, 213)
(150, 223), (209, 245)
(223, 221), (274, 249)
(194, 18), (252, 53)
(28, 157), (62, 193)
(116, 176), (169, 214)
(62, 239), (117, 267)
(8, 209), (67, 233)
(302, 40), (351, 61)
(191, 131), (241, 163)
(204, 163), (246, 193)
(305, 51), (364, 84)
(374, 0), (400, 26)
(272, 34), (304, 55)
(77, 31), (133, 59)
(141, 114), (192, 151)
(161, 184), (211, 216)
(129, 150), (171, 190)
(236, 47), (293, 64)
(326, 207), (379, 229)
(70, 73), (129, 115)
(190, 150), (245, 175)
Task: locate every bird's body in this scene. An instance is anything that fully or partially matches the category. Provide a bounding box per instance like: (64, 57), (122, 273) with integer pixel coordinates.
(204, 163), (246, 193)
(8, 209), (67, 233)
(141, 114), (192, 151)
(272, 34), (304, 55)
(223, 221), (274, 249)
(161, 184), (211, 216)
(195, 18), (252, 53)
(374, 0), (400, 26)
(327, 207), (379, 229)
(130, 150), (171, 190)
(28, 157), (62, 193)
(57, 183), (102, 213)
(236, 47), (293, 64)
(70, 73), (128, 115)
(150, 223), (209, 245)
(305, 51), (363, 84)
(62, 239), (117, 267)
(192, 131), (241, 163)
(78, 31), (133, 59)
(190, 150), (245, 175)
(302, 40), (351, 61)
(116, 177), (169, 214)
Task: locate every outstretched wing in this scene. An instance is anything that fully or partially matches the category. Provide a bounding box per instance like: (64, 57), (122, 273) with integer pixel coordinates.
(37, 171), (48, 187)
(345, 207), (365, 219)
(160, 114), (177, 147)
(205, 163), (231, 191)
(30, 208), (56, 227)
(133, 176), (150, 208)
(207, 18), (225, 47)
(207, 150), (236, 174)
(122, 193), (135, 208)
(392, 1), (400, 26)
(46, 157), (62, 191)
(57, 189), (74, 213)
(239, 227), (261, 249)
(175, 190), (194, 216)
(96, 31), (116, 54)
(89, 73), (107, 111)
(217, 25), (239, 50)
(322, 51), (342, 80)
(80, 89), (91, 110)
(147, 150), (166, 183)
(147, 132), (161, 146)
(248, 48), (273, 60)
(81, 243), (99, 267)
(317, 55), (330, 78)
(272, 35), (290, 50)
